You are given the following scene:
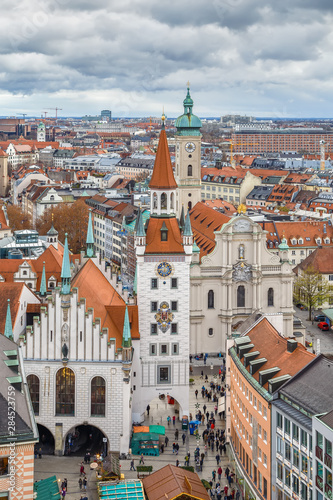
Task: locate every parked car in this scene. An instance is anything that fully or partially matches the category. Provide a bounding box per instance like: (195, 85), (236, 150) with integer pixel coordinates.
(314, 315), (326, 322)
(318, 322), (329, 331)
(295, 303), (308, 310)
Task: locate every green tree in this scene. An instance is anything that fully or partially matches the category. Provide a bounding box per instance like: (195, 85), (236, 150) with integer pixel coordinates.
(294, 265), (333, 320)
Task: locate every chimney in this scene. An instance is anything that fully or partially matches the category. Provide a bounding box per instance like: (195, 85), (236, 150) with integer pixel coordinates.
(287, 339), (297, 353)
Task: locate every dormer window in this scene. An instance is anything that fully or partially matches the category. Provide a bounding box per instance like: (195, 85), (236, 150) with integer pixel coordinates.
(298, 238), (303, 244)
(161, 222), (168, 242)
(325, 238), (330, 244)
(316, 238), (322, 245)
(291, 238), (297, 245)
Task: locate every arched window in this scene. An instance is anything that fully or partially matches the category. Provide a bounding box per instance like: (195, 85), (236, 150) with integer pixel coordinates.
(208, 328), (214, 336)
(56, 367), (75, 415)
(187, 165), (192, 176)
(91, 376), (106, 416)
(170, 192), (175, 210)
(237, 285), (245, 308)
(208, 290), (214, 309)
(153, 192), (158, 209)
(27, 374), (40, 415)
(50, 195), (55, 201)
(188, 201), (192, 210)
(161, 192), (167, 209)
(268, 288), (274, 306)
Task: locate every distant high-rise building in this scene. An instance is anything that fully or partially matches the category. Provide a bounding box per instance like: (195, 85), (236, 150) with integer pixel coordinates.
(37, 122), (46, 142)
(101, 109), (112, 122)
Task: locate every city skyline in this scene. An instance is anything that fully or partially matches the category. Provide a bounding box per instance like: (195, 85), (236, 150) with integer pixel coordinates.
(1, 0), (333, 117)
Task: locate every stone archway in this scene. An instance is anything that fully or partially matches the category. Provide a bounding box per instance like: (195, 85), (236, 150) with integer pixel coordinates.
(63, 424), (108, 458)
(37, 424), (55, 455)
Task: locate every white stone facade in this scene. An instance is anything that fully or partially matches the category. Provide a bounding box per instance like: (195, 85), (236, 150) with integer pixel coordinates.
(175, 134), (202, 216)
(190, 215), (295, 354)
(133, 255), (191, 422)
(20, 286), (133, 455)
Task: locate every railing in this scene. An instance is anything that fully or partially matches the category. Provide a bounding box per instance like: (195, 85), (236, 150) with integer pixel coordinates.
(316, 446), (323, 461)
(325, 453), (332, 469)
(325, 483), (332, 500)
(316, 475), (323, 490)
(261, 266), (281, 272)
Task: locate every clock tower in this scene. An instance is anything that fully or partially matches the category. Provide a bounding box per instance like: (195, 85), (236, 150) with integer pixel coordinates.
(132, 117), (192, 423)
(175, 85), (202, 216)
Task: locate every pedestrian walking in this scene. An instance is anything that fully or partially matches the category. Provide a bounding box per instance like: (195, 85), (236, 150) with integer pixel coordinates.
(139, 454), (145, 464)
(78, 478), (83, 490)
(218, 466), (222, 480)
(235, 491), (240, 500)
(195, 389), (198, 399)
(200, 370), (204, 379)
(61, 488), (66, 498)
(175, 443), (179, 455)
(80, 464), (85, 476)
(176, 459), (180, 467)
(38, 447), (42, 459)
(225, 466), (230, 478)
(216, 453), (220, 465)
(146, 404), (150, 416)
(175, 429), (179, 440)
(165, 436), (169, 447)
(130, 459), (136, 471)
(83, 478), (87, 491)
(212, 470), (216, 482)
(182, 433), (186, 445)
(172, 416), (176, 426)
(160, 444), (164, 453)
(167, 416), (171, 426)
(64, 479), (68, 492)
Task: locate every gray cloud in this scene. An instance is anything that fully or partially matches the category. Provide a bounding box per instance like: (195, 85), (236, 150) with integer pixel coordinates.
(1, 0), (333, 116)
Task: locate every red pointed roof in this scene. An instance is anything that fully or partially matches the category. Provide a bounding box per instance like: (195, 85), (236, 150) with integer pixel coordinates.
(149, 129), (177, 190)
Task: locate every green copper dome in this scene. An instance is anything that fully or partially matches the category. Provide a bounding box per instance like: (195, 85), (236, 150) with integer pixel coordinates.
(278, 237), (289, 250)
(175, 85), (202, 136)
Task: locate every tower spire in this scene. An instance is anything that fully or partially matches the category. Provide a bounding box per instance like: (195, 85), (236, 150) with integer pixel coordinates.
(61, 233), (71, 295)
(40, 261), (47, 296)
(4, 299), (13, 340)
(149, 128), (177, 191)
(122, 305), (132, 349)
(184, 209), (193, 237)
(85, 209), (95, 258)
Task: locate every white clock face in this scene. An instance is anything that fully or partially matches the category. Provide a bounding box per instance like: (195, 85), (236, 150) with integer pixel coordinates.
(185, 142), (196, 153)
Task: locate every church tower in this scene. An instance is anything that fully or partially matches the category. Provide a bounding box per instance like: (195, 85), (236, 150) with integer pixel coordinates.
(37, 122), (46, 142)
(133, 117), (192, 423)
(0, 150), (9, 197)
(175, 85), (202, 216)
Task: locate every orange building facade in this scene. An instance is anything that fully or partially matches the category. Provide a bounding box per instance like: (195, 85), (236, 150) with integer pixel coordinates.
(226, 317), (315, 500)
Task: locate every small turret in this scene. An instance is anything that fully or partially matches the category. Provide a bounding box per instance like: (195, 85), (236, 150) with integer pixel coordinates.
(40, 261), (47, 296)
(47, 218), (58, 249)
(278, 237), (290, 263)
(122, 305), (133, 383)
(135, 209), (146, 255)
(4, 299), (13, 340)
(183, 210), (193, 254)
(85, 209), (95, 258)
(61, 233), (71, 295)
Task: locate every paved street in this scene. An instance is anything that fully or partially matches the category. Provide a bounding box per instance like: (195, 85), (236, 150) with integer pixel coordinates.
(34, 363), (232, 499)
(295, 307), (333, 353)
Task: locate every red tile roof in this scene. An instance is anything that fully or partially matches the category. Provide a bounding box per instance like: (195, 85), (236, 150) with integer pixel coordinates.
(0, 282), (26, 334)
(149, 129), (177, 190)
(236, 318), (315, 389)
(71, 259), (139, 346)
(294, 246), (333, 274)
(145, 217), (184, 254)
(190, 202), (231, 257)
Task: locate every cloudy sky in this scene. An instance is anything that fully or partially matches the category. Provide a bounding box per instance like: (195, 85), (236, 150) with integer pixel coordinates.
(1, 0), (333, 117)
